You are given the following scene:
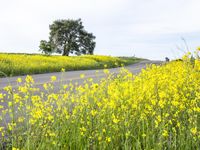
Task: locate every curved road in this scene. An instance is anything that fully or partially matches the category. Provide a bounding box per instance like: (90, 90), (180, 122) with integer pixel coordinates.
(0, 60), (162, 91)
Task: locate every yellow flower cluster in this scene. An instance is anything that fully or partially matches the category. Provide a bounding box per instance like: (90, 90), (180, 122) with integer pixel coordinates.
(0, 55), (199, 149)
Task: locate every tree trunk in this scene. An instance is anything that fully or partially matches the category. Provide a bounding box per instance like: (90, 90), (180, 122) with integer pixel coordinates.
(63, 45), (70, 56)
(62, 51), (69, 56)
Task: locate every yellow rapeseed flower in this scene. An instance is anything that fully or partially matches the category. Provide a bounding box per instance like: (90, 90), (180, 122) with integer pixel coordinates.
(162, 130), (169, 137)
(0, 93), (3, 99)
(61, 68), (65, 72)
(106, 137), (111, 143)
(190, 127), (197, 135)
(17, 77), (22, 83)
(25, 75), (34, 83)
(51, 76), (57, 82)
(80, 74), (85, 78)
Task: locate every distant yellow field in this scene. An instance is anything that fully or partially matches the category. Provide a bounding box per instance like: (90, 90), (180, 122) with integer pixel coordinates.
(0, 54), (141, 77)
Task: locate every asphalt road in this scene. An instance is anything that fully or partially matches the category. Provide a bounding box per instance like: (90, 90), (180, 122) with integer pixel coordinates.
(0, 60), (162, 91)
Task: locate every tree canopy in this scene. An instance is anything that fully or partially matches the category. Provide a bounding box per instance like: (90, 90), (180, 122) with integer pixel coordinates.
(39, 19), (96, 56)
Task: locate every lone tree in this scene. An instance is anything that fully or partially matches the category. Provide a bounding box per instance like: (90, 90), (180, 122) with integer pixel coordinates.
(39, 19), (96, 56)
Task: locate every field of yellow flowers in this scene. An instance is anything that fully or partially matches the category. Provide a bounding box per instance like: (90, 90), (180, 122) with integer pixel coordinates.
(0, 51), (200, 149)
(0, 53), (140, 77)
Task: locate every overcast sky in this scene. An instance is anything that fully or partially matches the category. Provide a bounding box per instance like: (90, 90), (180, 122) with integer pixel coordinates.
(0, 0), (200, 60)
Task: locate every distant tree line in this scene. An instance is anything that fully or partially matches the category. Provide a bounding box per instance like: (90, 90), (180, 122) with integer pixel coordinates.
(39, 19), (96, 56)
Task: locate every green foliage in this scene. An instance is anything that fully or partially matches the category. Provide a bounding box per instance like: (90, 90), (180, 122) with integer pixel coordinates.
(39, 40), (53, 55)
(39, 19), (96, 56)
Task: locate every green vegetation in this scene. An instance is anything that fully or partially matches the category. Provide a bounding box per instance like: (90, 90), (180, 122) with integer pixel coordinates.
(39, 19), (96, 56)
(0, 53), (142, 77)
(0, 52), (199, 149)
